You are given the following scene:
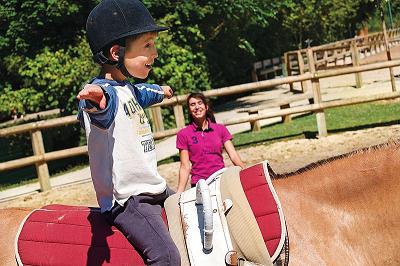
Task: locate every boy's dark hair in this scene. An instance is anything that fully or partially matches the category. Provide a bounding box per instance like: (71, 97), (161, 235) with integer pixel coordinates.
(186, 92), (216, 124)
(86, 0), (168, 76)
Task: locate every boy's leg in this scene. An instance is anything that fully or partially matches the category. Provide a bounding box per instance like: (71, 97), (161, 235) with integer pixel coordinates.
(111, 191), (181, 266)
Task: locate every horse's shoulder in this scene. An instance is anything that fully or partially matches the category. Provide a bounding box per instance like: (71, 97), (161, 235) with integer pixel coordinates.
(0, 207), (34, 235)
(0, 208), (34, 265)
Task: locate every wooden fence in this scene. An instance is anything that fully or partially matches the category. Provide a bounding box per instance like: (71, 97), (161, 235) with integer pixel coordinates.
(0, 109), (61, 128)
(1, 47), (400, 193)
(283, 28), (400, 92)
(251, 28), (400, 85)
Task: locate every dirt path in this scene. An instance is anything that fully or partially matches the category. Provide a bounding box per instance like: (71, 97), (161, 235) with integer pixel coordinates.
(2, 124), (399, 209)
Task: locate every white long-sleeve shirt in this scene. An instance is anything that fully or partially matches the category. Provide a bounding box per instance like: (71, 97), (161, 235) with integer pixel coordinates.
(78, 78), (166, 212)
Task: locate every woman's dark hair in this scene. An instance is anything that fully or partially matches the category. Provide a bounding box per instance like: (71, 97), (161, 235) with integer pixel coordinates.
(186, 92), (216, 123)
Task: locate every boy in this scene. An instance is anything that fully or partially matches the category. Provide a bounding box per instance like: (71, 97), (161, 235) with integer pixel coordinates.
(77, 0), (180, 265)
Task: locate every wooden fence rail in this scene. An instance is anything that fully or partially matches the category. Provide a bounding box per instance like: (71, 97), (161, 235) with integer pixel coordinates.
(283, 28), (400, 91)
(1, 58), (400, 192)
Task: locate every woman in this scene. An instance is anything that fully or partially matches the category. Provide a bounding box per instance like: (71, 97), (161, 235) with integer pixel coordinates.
(176, 92), (245, 192)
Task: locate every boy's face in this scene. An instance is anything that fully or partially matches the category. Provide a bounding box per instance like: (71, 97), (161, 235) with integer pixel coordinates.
(124, 32), (159, 79)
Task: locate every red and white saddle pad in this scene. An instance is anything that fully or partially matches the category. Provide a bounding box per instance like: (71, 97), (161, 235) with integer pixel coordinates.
(165, 161), (288, 265)
(238, 161), (288, 262)
(14, 204), (161, 265)
(15, 161), (288, 266)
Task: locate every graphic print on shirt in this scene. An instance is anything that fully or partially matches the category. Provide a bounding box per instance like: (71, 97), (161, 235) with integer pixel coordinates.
(122, 96), (154, 152)
(192, 136), (198, 144)
(141, 139), (156, 152)
(123, 97), (147, 124)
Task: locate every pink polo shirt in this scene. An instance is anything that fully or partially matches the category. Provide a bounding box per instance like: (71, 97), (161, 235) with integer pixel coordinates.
(176, 120), (232, 184)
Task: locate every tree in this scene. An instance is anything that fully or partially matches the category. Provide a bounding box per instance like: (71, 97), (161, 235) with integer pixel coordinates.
(0, 0), (385, 121)
(281, 0), (376, 48)
(0, 0), (99, 118)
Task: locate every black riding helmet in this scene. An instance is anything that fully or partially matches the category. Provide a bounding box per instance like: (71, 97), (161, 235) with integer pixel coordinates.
(86, 0), (168, 77)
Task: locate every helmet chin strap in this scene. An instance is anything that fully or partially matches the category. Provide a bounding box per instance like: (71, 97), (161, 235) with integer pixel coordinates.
(93, 51), (118, 66)
(116, 46), (133, 78)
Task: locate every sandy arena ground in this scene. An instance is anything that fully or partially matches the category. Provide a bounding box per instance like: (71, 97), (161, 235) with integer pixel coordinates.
(1, 124), (399, 209)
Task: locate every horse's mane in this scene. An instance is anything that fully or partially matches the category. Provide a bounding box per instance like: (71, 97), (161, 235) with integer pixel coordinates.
(270, 139), (400, 180)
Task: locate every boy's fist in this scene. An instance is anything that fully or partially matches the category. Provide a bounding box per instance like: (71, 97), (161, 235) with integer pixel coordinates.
(161, 86), (174, 99)
(77, 84), (107, 109)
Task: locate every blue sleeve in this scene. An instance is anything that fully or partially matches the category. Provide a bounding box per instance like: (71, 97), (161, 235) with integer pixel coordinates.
(133, 83), (164, 108)
(77, 85), (117, 130)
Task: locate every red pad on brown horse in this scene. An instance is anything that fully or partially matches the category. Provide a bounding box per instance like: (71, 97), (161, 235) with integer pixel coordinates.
(239, 163), (287, 261)
(15, 163), (287, 265)
(15, 204), (154, 266)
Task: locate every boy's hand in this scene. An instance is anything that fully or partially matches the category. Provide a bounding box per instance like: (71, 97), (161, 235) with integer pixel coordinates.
(161, 86), (174, 99)
(77, 84), (107, 110)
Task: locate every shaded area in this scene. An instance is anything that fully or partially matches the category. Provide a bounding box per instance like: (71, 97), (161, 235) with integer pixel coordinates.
(87, 209), (114, 266)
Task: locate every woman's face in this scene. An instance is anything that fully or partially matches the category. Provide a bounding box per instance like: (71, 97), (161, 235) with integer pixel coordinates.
(188, 97), (208, 121)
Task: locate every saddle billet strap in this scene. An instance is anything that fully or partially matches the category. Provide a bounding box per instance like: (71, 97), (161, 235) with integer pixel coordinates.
(164, 193), (191, 266)
(215, 172), (234, 251)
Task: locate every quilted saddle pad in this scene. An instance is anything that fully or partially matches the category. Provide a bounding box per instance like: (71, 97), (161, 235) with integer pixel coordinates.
(15, 204), (158, 266)
(238, 162), (288, 263)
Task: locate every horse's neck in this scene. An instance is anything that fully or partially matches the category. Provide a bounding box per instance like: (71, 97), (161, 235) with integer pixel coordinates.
(272, 143), (400, 265)
(275, 143), (400, 204)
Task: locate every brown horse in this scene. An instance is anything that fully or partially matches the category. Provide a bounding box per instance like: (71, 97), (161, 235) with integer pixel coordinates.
(274, 141), (400, 265)
(1, 141), (399, 265)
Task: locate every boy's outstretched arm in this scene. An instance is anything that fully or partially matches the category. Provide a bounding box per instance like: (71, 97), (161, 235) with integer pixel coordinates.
(161, 85), (174, 99)
(134, 83), (174, 108)
(77, 84), (107, 110)
(77, 84), (115, 130)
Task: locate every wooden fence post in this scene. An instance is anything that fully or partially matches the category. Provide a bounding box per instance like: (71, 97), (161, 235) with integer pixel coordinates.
(173, 104), (186, 129)
(251, 67), (258, 82)
(382, 18), (397, 92)
(284, 52), (294, 91)
(307, 48), (328, 137)
(350, 41), (363, 88)
(31, 129), (51, 191)
(149, 106), (164, 132)
(297, 50), (308, 92)
(250, 118), (261, 132)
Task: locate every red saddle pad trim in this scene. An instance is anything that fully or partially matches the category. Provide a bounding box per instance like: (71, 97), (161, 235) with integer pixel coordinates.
(240, 163), (282, 257)
(16, 204), (167, 266)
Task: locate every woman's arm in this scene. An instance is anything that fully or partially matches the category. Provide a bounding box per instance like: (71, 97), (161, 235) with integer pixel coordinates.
(224, 140), (245, 169)
(177, 149), (191, 193)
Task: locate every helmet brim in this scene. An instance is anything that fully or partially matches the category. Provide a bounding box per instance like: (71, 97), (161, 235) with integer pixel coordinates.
(116, 24), (169, 41)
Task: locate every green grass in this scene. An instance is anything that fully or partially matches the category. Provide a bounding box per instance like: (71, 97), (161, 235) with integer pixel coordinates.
(1, 100), (399, 191)
(232, 100), (400, 148)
